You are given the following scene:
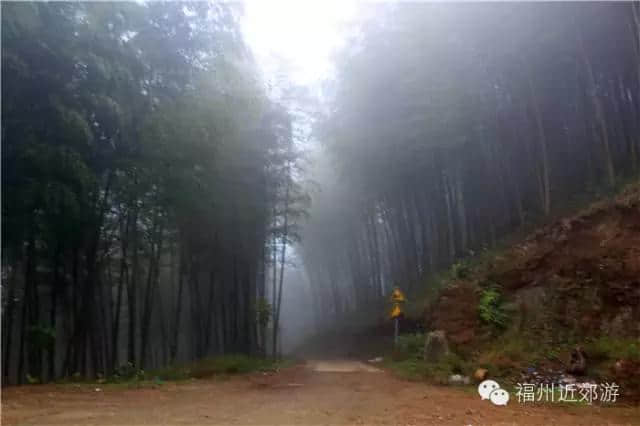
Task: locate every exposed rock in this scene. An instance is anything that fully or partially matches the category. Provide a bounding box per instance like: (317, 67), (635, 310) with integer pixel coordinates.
(449, 374), (462, 384)
(559, 374), (576, 385)
(473, 368), (488, 382)
(520, 366), (571, 386)
(566, 346), (587, 376)
(423, 330), (450, 362)
(448, 374), (470, 385)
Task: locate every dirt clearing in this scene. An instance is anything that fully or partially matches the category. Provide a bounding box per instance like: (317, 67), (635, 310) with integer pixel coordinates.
(2, 361), (638, 425)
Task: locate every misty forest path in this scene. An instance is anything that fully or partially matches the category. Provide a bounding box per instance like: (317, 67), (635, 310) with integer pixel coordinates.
(3, 360), (639, 425)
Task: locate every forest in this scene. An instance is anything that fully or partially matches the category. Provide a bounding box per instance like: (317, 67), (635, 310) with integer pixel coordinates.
(1, 2), (306, 384)
(301, 3), (640, 327)
(2, 1), (639, 387)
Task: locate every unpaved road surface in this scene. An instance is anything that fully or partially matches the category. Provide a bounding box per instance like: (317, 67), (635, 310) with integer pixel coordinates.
(3, 360), (638, 425)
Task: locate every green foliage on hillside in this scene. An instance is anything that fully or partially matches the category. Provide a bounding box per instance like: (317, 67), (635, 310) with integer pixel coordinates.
(478, 285), (509, 331)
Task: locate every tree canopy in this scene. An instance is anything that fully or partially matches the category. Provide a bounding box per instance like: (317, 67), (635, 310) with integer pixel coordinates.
(301, 2), (640, 321)
(2, 1), (302, 383)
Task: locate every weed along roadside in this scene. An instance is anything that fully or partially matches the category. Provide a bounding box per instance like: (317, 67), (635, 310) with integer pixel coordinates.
(51, 355), (294, 389)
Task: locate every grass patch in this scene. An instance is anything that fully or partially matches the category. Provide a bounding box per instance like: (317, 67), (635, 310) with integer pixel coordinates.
(474, 332), (570, 380)
(384, 353), (471, 384)
(384, 332), (471, 384)
(584, 337), (640, 363)
(146, 354), (291, 381)
(56, 355), (292, 387)
(396, 333), (425, 356)
(583, 336), (640, 382)
(474, 333), (639, 383)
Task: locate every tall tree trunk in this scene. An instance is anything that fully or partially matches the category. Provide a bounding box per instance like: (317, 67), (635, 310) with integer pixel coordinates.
(127, 204), (139, 366)
(27, 226), (42, 380)
(443, 170), (456, 262)
(577, 26), (615, 186)
(111, 211), (129, 372)
(619, 75), (638, 172)
(3, 263), (18, 382)
(527, 72), (551, 215)
(205, 266), (216, 353)
(140, 219), (164, 369)
(17, 286), (27, 384)
(454, 160), (468, 253)
(69, 246), (80, 376)
(272, 161), (291, 359)
(270, 213), (278, 356)
(171, 248), (185, 362)
(48, 243), (62, 381)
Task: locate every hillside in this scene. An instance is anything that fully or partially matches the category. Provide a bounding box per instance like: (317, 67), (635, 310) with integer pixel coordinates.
(421, 181), (640, 400)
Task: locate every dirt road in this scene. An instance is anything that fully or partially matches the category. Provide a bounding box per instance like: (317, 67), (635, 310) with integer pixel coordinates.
(3, 360), (638, 425)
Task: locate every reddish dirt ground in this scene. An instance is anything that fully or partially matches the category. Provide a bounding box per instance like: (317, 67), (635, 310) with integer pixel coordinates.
(2, 361), (639, 425)
(431, 184), (640, 349)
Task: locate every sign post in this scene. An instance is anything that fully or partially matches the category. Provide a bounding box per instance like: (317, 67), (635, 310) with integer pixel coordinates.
(389, 287), (406, 347)
(394, 315), (399, 346)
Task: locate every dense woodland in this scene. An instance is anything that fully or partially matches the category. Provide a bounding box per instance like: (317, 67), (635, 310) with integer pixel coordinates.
(1, 2), (306, 384)
(302, 3), (640, 323)
(2, 2), (640, 385)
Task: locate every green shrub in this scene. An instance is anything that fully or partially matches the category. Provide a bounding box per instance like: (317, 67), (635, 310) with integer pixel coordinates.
(384, 351), (470, 384)
(478, 285), (508, 330)
(437, 352), (470, 375)
(255, 298), (272, 328)
(147, 355), (286, 381)
(396, 333), (424, 358)
(391, 318), (478, 382)
(451, 260), (471, 279)
(26, 373), (40, 384)
(584, 337), (640, 362)
(111, 362), (143, 382)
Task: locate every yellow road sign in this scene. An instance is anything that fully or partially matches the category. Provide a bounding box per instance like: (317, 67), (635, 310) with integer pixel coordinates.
(391, 287), (406, 303)
(390, 303), (404, 319)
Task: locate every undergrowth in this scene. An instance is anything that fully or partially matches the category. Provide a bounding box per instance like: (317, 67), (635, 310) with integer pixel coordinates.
(583, 337), (640, 363)
(57, 355), (290, 387)
(385, 332), (470, 384)
(386, 332), (639, 388)
(387, 180), (640, 395)
(146, 354), (289, 381)
(477, 283), (509, 331)
(383, 352), (470, 384)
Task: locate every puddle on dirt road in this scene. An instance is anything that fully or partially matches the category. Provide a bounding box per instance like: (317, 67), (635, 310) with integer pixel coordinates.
(307, 360), (382, 373)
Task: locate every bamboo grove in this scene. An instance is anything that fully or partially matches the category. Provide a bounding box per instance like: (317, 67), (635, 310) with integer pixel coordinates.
(302, 3), (640, 322)
(1, 2), (304, 384)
